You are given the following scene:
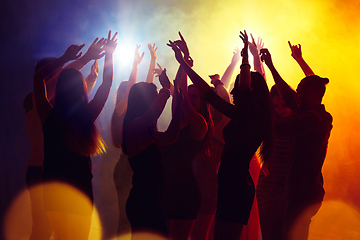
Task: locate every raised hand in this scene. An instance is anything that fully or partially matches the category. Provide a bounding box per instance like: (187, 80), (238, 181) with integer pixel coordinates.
(239, 30), (249, 57)
(249, 33), (264, 57)
(134, 45), (145, 65)
(231, 47), (241, 64)
(159, 68), (171, 90)
(288, 41), (314, 76)
(288, 41), (302, 61)
(167, 40), (185, 64)
(104, 30), (118, 54)
(62, 44), (85, 61)
(259, 48), (274, 67)
(148, 43), (158, 59)
(90, 60), (99, 79)
(83, 38), (106, 60)
(153, 63), (164, 77)
(173, 31), (190, 58)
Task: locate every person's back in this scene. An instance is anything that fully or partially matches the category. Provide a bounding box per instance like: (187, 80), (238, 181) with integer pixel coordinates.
(285, 105), (332, 203)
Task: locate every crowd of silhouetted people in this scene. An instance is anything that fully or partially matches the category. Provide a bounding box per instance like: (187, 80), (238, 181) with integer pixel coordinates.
(24, 29), (332, 240)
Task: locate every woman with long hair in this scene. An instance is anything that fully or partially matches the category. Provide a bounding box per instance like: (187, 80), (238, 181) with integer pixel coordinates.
(168, 30), (274, 240)
(33, 31), (117, 240)
(121, 69), (183, 238)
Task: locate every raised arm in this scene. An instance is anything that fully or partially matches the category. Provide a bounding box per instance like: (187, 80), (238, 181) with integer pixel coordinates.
(222, 47), (241, 90)
(238, 30), (251, 91)
(288, 41), (314, 76)
(114, 45), (144, 117)
(168, 33), (236, 119)
(45, 38), (106, 101)
(128, 45), (144, 90)
(88, 31), (117, 121)
(84, 60), (99, 94)
(260, 48), (297, 112)
(145, 43), (158, 83)
(131, 70), (172, 130)
(249, 34), (266, 80)
(66, 37), (106, 71)
(34, 44), (84, 125)
(210, 74), (230, 103)
(167, 40), (211, 98)
(177, 62), (208, 141)
(151, 77), (183, 145)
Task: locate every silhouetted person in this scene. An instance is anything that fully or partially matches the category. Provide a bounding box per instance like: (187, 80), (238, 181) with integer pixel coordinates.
(191, 48), (239, 240)
(24, 91), (53, 240)
(121, 69), (182, 238)
(111, 44), (153, 238)
(256, 41), (315, 240)
(158, 32), (212, 240)
(256, 85), (294, 240)
(260, 46), (332, 240)
(168, 30), (274, 240)
(33, 31), (117, 240)
(25, 54), (99, 240)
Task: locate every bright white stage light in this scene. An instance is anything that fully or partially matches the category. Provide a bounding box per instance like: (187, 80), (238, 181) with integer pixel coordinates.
(115, 43), (136, 69)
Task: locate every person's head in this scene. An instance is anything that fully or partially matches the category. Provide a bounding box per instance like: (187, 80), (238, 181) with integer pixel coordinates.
(115, 80), (129, 104)
(270, 85), (292, 118)
(55, 68), (88, 115)
(230, 74), (241, 105)
(119, 81), (129, 93)
(35, 57), (64, 81)
(209, 74), (220, 84)
(54, 68), (103, 157)
(188, 85), (204, 112)
(295, 75), (329, 112)
(35, 57), (57, 72)
(126, 82), (158, 119)
(122, 82), (158, 153)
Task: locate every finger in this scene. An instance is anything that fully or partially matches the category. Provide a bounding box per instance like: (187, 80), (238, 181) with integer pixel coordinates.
(79, 44), (85, 51)
(75, 52), (82, 59)
(239, 31), (246, 40)
(91, 38), (99, 46)
(298, 44), (301, 50)
(258, 37), (264, 48)
(157, 63), (163, 70)
(250, 33), (255, 44)
(108, 30), (111, 40)
(288, 41), (292, 48)
(98, 52), (105, 59)
(167, 40), (174, 47)
(178, 31), (185, 42)
(97, 38), (105, 45)
(112, 32), (118, 41)
(154, 47), (158, 52)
